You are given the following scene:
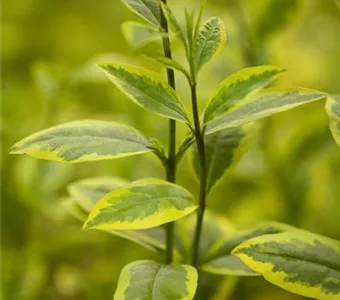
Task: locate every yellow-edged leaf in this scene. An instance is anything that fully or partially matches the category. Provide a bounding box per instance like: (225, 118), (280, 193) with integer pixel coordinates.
(233, 231), (340, 299)
(206, 87), (327, 134)
(114, 260), (198, 300)
(99, 63), (189, 121)
(204, 65), (284, 124)
(10, 120), (152, 163)
(202, 222), (295, 277)
(83, 178), (197, 230)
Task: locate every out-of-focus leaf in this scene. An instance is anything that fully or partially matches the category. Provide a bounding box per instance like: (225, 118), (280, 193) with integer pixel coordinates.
(193, 126), (250, 192)
(192, 17), (226, 75)
(143, 54), (190, 79)
(233, 231), (340, 299)
(202, 222), (295, 276)
(120, 0), (162, 27)
(65, 177), (166, 253)
(335, 0), (340, 9)
(10, 120), (152, 163)
(325, 95), (340, 147)
(99, 63), (189, 121)
(178, 211), (235, 263)
(83, 178), (197, 230)
(121, 21), (164, 49)
(204, 65), (284, 124)
(114, 260), (198, 300)
(32, 62), (64, 101)
(206, 88), (327, 134)
(68, 176), (129, 211)
(254, 0), (300, 42)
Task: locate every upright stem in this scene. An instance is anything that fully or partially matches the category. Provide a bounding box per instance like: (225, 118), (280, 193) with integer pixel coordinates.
(190, 82), (207, 267)
(161, 0), (176, 264)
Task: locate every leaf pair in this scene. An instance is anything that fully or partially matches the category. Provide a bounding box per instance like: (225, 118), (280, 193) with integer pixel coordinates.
(203, 65), (327, 134)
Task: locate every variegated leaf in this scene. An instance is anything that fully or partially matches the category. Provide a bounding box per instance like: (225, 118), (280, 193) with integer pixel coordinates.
(114, 260), (198, 300)
(10, 120), (152, 163)
(202, 222), (295, 277)
(65, 178), (166, 253)
(83, 178), (197, 230)
(206, 88), (327, 134)
(68, 176), (129, 212)
(120, 0), (162, 27)
(233, 231), (340, 299)
(204, 65), (284, 123)
(99, 63), (189, 121)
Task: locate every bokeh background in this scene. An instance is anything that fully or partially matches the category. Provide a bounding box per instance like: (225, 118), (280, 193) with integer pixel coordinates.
(2, 0), (340, 299)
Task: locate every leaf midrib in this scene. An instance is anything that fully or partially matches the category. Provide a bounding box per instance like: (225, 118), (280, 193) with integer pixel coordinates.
(21, 134), (148, 149)
(120, 76), (186, 120)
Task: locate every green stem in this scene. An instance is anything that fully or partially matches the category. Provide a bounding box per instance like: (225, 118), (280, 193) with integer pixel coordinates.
(190, 82), (207, 267)
(161, 0), (176, 264)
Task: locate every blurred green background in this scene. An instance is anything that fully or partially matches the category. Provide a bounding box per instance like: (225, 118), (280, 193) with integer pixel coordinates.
(2, 0), (340, 299)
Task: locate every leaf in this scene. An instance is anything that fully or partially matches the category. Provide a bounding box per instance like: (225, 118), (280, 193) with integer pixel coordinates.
(325, 95), (340, 148)
(255, 0), (300, 43)
(67, 176), (129, 212)
(121, 21), (165, 49)
(99, 63), (189, 121)
(232, 231), (340, 299)
(160, 2), (188, 53)
(120, 0), (162, 27)
(32, 61), (64, 101)
(192, 16), (226, 75)
(204, 65), (285, 123)
(114, 260), (198, 300)
(143, 54), (190, 80)
(65, 178), (166, 253)
(202, 222), (295, 277)
(193, 126), (250, 192)
(10, 120), (152, 163)
(206, 88), (327, 134)
(83, 178), (197, 230)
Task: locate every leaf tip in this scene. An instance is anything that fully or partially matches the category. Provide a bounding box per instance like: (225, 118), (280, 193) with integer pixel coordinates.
(97, 63), (111, 72)
(82, 220), (92, 231)
(9, 143), (21, 155)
